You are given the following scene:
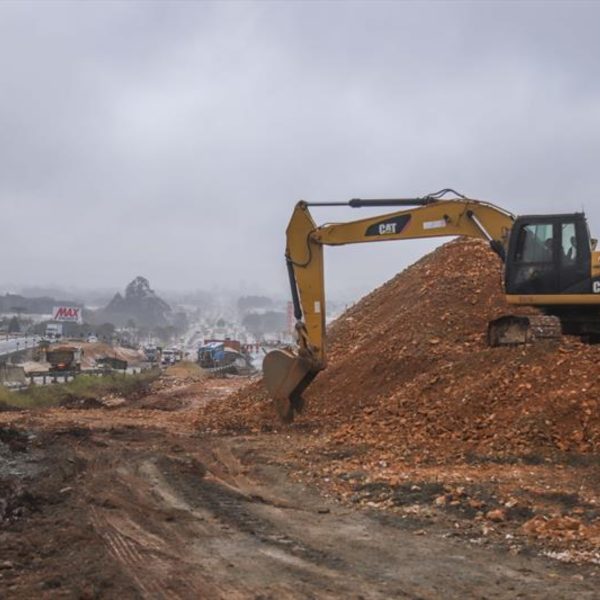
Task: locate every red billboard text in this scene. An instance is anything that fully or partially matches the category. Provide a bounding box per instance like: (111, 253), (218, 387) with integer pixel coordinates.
(52, 306), (82, 323)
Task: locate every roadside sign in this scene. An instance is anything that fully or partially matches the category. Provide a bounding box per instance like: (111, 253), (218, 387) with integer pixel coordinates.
(52, 306), (82, 323)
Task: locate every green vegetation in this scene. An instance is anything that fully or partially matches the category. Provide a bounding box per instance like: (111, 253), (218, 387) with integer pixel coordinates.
(0, 370), (160, 409)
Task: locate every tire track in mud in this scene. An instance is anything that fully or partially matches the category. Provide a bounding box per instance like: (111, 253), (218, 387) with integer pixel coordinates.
(91, 507), (167, 598)
(170, 472), (344, 571)
(5, 377), (599, 599)
(152, 449), (418, 599)
(84, 437), (406, 599)
(88, 461), (223, 599)
(59, 429), (600, 600)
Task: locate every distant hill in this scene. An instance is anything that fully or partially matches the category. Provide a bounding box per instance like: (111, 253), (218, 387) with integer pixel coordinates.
(96, 276), (172, 327)
(0, 293), (80, 315)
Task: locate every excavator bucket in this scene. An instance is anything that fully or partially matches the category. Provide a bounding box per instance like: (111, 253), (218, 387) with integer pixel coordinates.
(262, 349), (318, 423)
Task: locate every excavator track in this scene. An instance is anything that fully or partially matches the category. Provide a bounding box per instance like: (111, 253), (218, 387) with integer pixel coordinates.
(487, 314), (562, 347)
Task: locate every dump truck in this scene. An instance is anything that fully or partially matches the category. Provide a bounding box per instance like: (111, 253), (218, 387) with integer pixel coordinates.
(96, 356), (128, 371)
(197, 341), (255, 375)
(46, 346), (83, 372)
(204, 338), (242, 352)
(197, 342), (226, 369)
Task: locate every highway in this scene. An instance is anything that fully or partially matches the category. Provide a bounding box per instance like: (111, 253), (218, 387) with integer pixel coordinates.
(0, 335), (41, 358)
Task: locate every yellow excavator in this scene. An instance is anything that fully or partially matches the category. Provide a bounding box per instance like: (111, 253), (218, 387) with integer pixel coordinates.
(263, 189), (600, 422)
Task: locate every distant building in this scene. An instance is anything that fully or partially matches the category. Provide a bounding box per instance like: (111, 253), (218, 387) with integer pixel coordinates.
(45, 323), (63, 340)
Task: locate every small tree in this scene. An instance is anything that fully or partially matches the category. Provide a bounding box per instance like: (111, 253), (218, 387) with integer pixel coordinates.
(8, 316), (20, 333)
(97, 323), (116, 342)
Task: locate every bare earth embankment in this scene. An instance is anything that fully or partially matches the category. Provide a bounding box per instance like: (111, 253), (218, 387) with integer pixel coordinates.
(1, 241), (599, 598)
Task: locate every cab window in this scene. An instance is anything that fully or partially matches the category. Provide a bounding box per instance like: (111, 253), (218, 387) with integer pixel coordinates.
(561, 222), (577, 262)
(515, 223), (554, 263)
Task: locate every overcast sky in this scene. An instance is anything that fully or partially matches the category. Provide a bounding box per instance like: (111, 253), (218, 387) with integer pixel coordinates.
(1, 1), (600, 301)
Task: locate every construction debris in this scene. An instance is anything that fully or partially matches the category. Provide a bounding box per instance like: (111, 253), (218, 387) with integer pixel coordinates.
(198, 238), (600, 460)
(195, 237), (600, 560)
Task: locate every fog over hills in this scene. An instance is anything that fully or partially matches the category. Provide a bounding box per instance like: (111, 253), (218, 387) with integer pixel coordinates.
(2, 2), (600, 302)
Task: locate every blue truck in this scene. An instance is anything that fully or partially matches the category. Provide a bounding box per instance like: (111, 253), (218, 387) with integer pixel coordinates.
(197, 342), (226, 369)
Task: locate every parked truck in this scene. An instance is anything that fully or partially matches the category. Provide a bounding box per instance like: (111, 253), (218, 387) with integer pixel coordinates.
(143, 346), (160, 363)
(46, 346), (83, 372)
(197, 341), (255, 375)
(204, 338), (241, 352)
(161, 348), (176, 366)
(197, 342), (226, 369)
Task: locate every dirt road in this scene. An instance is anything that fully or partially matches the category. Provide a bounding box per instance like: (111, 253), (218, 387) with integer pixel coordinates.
(0, 380), (597, 599)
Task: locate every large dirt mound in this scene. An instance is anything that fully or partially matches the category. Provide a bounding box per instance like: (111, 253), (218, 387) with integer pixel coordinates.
(77, 342), (145, 368)
(198, 238), (600, 461)
(164, 361), (206, 382)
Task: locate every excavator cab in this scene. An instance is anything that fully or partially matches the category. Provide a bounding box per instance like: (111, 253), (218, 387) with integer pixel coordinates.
(505, 213), (593, 296)
(496, 212), (600, 342)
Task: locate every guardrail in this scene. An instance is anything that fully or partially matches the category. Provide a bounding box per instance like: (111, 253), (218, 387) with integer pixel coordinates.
(2, 365), (148, 388)
(0, 336), (41, 359)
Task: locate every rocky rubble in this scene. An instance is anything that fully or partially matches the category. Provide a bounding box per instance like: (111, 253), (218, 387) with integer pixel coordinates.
(195, 237), (600, 560)
(198, 238), (600, 460)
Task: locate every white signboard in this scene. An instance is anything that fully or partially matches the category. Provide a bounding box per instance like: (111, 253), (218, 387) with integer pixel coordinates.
(423, 219), (447, 230)
(52, 306), (82, 323)
(46, 323), (63, 338)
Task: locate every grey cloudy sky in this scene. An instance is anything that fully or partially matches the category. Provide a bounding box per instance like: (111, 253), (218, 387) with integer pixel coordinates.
(1, 1), (600, 301)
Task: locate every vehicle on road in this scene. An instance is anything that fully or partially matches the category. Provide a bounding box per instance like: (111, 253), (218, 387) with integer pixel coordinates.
(197, 342), (226, 368)
(161, 349), (176, 366)
(45, 323), (63, 341)
(46, 345), (83, 372)
(144, 346), (160, 363)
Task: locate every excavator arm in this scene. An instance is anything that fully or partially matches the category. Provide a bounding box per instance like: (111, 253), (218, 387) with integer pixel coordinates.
(263, 191), (515, 422)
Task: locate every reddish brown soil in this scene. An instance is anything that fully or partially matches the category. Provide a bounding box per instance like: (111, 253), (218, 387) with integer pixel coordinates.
(1, 375), (599, 598)
(1, 239), (599, 596)
(198, 239), (600, 459)
(195, 238), (600, 561)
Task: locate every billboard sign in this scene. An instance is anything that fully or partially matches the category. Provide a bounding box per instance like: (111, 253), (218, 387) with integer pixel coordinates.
(52, 306), (82, 323)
